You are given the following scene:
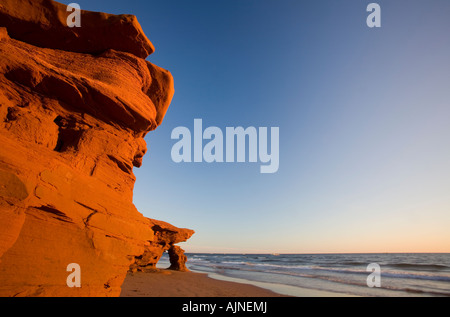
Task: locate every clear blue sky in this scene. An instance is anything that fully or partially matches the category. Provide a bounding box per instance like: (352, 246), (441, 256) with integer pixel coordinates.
(61, 0), (450, 253)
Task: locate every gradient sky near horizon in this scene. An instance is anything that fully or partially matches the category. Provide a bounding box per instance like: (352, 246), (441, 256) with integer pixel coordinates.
(61, 0), (450, 253)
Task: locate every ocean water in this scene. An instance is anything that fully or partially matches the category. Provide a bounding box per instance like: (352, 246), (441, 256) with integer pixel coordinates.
(158, 253), (450, 297)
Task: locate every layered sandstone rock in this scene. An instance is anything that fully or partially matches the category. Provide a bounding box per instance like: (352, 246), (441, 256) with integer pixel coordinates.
(168, 246), (190, 272)
(130, 220), (194, 273)
(0, 0), (154, 58)
(0, 0), (193, 297)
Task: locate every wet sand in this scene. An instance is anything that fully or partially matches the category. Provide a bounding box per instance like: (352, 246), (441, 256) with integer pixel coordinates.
(120, 270), (286, 297)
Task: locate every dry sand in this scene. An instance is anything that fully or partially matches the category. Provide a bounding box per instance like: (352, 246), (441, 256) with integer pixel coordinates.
(120, 270), (286, 297)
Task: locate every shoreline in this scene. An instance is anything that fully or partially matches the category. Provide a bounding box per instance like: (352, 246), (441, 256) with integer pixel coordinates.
(199, 270), (355, 297)
(120, 270), (284, 297)
(119, 269), (354, 297)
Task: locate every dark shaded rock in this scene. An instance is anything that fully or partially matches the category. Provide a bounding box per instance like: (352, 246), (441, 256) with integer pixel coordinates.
(168, 246), (189, 272)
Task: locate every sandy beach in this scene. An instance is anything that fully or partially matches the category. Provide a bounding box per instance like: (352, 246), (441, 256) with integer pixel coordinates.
(120, 270), (286, 297)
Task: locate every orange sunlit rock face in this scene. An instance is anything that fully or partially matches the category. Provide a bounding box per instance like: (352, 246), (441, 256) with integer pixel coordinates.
(130, 220), (194, 273)
(0, 0), (193, 297)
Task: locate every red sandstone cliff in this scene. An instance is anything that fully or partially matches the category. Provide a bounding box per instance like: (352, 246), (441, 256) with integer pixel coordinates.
(0, 0), (194, 296)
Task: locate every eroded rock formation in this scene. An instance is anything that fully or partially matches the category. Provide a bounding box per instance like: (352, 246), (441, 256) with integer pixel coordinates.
(0, 0), (193, 297)
(130, 220), (194, 273)
(168, 246), (190, 272)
